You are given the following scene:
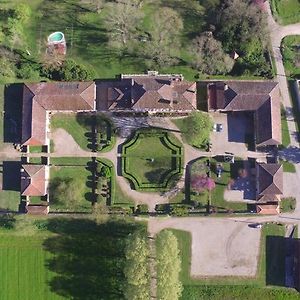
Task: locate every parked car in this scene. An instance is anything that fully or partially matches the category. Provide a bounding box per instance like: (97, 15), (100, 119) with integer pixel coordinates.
(248, 223), (262, 229)
(213, 123), (223, 132)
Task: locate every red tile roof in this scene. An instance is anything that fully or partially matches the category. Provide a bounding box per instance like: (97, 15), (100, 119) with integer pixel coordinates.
(25, 204), (49, 215)
(257, 163), (283, 197)
(207, 81), (281, 146)
(96, 75), (197, 111)
(256, 203), (280, 214)
(21, 165), (48, 196)
(22, 82), (95, 146)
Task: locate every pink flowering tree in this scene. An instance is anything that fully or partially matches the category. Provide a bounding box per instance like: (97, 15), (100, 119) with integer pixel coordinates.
(191, 175), (215, 193)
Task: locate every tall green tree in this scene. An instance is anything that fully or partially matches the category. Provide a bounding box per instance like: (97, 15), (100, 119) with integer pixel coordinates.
(216, 0), (268, 53)
(124, 232), (150, 300)
(179, 111), (213, 148)
(156, 230), (182, 300)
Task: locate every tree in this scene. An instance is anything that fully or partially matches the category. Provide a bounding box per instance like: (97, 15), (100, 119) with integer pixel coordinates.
(216, 0), (267, 53)
(50, 177), (85, 210)
(0, 57), (15, 81)
(156, 230), (182, 300)
(191, 32), (234, 75)
(104, 0), (144, 48)
(124, 232), (150, 300)
(16, 61), (40, 80)
(144, 7), (183, 67)
(191, 175), (215, 193)
(58, 59), (93, 81)
(100, 166), (111, 179)
(179, 111), (213, 148)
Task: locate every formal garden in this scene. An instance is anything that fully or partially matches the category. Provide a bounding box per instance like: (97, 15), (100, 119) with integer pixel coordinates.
(51, 113), (115, 152)
(122, 129), (183, 191)
(48, 157), (133, 213)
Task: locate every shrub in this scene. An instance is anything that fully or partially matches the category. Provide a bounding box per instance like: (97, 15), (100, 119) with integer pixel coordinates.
(0, 214), (16, 229)
(136, 204), (149, 214)
(58, 59), (94, 81)
(170, 205), (189, 216)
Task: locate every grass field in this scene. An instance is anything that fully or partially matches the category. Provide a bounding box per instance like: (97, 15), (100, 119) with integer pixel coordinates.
(0, 217), (147, 300)
(270, 0), (300, 25)
(0, 234), (64, 300)
(165, 224), (299, 300)
(281, 106), (291, 147)
(282, 36), (300, 78)
(51, 113), (116, 152)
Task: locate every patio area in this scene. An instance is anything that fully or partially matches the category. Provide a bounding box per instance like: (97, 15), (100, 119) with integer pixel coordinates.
(224, 160), (257, 202)
(210, 112), (249, 156)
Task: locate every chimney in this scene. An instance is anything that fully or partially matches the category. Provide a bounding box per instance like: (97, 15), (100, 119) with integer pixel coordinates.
(224, 84), (228, 91)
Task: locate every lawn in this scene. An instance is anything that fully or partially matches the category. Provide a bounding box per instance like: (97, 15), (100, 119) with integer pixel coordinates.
(281, 160), (296, 173)
(281, 197), (296, 212)
(0, 216), (147, 300)
(282, 36), (300, 78)
(0, 234), (64, 300)
(51, 113), (115, 152)
(49, 165), (92, 212)
(165, 224), (299, 300)
(1, 0), (273, 83)
(281, 106), (291, 147)
(0, 190), (20, 212)
(122, 130), (183, 190)
(51, 114), (90, 151)
(270, 0), (300, 25)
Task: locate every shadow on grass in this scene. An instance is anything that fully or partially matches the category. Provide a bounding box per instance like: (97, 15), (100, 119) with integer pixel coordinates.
(2, 161), (21, 191)
(43, 218), (145, 299)
(266, 236), (286, 287)
(4, 84), (23, 143)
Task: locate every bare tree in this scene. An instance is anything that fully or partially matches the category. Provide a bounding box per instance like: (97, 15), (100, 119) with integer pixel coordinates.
(144, 7), (183, 67)
(191, 32), (234, 75)
(104, 1), (144, 48)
